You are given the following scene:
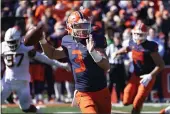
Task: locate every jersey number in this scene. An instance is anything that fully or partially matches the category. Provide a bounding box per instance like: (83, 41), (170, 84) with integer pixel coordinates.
(5, 53), (24, 67)
(72, 50), (86, 73)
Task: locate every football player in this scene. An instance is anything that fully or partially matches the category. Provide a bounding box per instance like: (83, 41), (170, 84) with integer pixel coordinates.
(113, 22), (165, 114)
(1, 27), (70, 113)
(39, 10), (111, 114)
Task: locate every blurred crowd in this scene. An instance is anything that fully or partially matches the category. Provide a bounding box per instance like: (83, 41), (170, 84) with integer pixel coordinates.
(1, 0), (170, 104)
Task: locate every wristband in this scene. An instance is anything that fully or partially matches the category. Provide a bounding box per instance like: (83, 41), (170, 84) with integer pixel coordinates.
(89, 50), (103, 62)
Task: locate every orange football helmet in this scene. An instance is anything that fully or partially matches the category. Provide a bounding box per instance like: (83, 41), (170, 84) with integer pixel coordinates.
(66, 10), (91, 39)
(132, 22), (148, 44)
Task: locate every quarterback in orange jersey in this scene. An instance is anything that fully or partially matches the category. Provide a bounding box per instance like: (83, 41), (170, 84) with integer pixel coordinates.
(39, 9), (111, 114)
(114, 22), (165, 114)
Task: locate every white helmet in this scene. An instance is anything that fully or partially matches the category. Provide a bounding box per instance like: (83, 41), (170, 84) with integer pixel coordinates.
(4, 27), (21, 51)
(132, 22), (148, 44)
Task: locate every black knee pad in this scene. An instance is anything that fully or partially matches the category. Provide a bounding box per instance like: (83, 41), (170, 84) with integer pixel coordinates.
(22, 104), (37, 113)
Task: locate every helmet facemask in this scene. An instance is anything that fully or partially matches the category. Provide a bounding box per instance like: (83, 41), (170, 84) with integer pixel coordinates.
(132, 32), (147, 45)
(132, 22), (148, 45)
(5, 27), (22, 51)
(71, 21), (91, 39)
(6, 37), (21, 51)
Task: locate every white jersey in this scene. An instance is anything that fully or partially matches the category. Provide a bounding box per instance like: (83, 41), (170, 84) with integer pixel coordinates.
(1, 42), (33, 82)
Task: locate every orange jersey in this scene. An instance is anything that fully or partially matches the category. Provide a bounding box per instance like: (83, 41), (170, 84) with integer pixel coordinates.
(128, 39), (158, 76)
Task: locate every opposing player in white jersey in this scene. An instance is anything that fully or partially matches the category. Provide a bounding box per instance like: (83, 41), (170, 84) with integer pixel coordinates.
(1, 26), (71, 113)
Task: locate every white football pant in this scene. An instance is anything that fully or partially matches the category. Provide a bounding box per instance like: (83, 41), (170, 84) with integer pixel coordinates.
(1, 79), (32, 110)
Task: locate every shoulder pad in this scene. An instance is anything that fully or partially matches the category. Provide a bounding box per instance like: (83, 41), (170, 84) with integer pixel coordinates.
(61, 35), (74, 47)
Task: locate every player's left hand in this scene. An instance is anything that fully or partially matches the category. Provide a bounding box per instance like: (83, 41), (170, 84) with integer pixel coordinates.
(140, 74), (152, 87)
(86, 34), (95, 52)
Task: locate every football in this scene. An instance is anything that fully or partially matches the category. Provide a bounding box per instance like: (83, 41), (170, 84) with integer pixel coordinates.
(23, 24), (44, 46)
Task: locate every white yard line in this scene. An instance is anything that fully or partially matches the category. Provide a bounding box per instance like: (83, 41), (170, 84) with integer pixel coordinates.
(143, 103), (170, 107)
(140, 112), (159, 114)
(111, 110), (129, 113)
(112, 103), (170, 107)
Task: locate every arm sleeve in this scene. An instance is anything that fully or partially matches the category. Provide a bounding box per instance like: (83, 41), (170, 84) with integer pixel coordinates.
(32, 51), (68, 68)
(28, 49), (56, 65)
(33, 52), (55, 65)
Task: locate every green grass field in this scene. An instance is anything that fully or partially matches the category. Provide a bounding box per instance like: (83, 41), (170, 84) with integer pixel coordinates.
(1, 103), (169, 113)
